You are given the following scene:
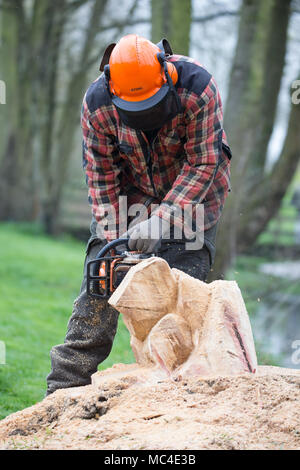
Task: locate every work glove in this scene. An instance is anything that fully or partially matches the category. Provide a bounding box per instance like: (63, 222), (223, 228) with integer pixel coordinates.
(122, 215), (170, 253)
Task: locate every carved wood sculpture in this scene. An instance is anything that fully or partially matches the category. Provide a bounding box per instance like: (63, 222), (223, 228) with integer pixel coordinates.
(107, 257), (257, 381)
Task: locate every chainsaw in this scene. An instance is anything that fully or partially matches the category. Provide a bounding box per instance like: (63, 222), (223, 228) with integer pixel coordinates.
(86, 238), (155, 299)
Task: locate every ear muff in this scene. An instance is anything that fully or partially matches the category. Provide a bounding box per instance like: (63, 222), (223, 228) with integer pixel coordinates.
(157, 52), (178, 87)
(166, 62), (178, 86)
(99, 43), (116, 72)
(156, 38), (173, 56)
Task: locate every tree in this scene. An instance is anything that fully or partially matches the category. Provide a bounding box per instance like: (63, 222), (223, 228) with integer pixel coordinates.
(151, 0), (191, 55)
(40, 0), (110, 234)
(0, 0), (139, 233)
(211, 0), (300, 278)
(0, 0), (45, 221)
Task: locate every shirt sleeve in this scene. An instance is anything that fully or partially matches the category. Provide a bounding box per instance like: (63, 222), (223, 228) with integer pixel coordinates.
(153, 77), (228, 233)
(81, 95), (121, 241)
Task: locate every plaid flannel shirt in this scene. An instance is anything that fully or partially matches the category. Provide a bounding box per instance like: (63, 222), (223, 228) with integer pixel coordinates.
(82, 55), (231, 241)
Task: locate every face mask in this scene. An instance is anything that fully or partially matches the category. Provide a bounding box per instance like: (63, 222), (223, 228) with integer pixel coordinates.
(104, 54), (182, 132)
(114, 84), (181, 131)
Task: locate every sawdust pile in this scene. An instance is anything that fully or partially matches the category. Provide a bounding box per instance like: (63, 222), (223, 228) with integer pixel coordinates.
(0, 365), (299, 450)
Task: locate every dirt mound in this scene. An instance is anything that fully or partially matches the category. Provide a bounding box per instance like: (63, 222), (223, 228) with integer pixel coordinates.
(0, 365), (299, 450)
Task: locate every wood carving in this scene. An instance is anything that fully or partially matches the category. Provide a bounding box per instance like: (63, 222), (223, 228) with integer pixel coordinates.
(108, 257), (257, 381)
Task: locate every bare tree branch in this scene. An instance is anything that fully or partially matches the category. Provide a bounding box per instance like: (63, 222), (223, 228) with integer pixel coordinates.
(92, 7), (240, 34)
(193, 10), (239, 22)
(86, 0), (141, 68)
(99, 17), (149, 32)
(66, 0), (91, 12)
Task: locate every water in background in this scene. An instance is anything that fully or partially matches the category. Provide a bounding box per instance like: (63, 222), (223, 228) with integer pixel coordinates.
(253, 262), (300, 369)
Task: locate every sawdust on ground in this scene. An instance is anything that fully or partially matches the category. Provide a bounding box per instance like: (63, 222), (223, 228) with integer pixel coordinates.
(0, 365), (299, 450)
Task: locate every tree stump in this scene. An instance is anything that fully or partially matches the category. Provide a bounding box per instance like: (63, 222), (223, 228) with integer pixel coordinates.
(107, 257), (257, 381)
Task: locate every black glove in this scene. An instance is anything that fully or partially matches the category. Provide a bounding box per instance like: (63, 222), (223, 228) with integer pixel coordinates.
(122, 215), (170, 253)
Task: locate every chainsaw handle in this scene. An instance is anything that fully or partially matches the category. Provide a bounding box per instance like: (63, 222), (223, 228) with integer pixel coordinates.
(95, 238), (130, 260)
(87, 238), (129, 298)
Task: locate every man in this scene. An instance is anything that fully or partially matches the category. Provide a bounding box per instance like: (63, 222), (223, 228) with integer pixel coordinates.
(46, 35), (231, 395)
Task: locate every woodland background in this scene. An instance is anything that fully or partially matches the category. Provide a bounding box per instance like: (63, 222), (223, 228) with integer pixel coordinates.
(0, 0), (300, 417)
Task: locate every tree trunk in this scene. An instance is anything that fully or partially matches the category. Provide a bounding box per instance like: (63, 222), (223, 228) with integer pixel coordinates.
(0, 0), (140, 231)
(44, 0), (138, 234)
(36, 0), (68, 233)
(151, 0), (191, 55)
(238, 76), (300, 249)
(249, 0), (291, 174)
(211, 0), (292, 280)
(0, 0), (37, 220)
(43, 0), (110, 234)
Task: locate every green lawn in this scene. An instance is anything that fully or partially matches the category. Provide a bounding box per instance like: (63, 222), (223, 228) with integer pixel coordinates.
(258, 181), (299, 247)
(0, 223), (133, 420)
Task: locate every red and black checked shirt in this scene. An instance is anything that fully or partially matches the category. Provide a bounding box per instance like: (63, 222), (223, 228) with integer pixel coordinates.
(81, 55), (231, 241)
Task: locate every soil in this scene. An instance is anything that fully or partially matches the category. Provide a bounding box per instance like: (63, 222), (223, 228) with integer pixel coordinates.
(0, 365), (300, 450)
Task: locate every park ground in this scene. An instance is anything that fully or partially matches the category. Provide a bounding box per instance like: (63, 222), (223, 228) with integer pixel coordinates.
(0, 211), (300, 420)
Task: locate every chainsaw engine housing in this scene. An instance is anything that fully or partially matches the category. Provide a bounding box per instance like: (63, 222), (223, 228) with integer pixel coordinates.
(87, 251), (151, 298)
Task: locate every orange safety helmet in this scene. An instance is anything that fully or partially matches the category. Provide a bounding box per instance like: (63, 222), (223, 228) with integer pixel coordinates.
(99, 35), (182, 130)
(100, 35), (178, 102)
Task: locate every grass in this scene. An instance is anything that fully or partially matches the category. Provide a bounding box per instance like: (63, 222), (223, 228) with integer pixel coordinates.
(0, 223), (133, 420)
(257, 183), (299, 247)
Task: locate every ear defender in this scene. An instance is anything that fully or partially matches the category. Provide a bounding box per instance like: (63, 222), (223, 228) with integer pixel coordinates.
(99, 43), (116, 72)
(156, 52), (178, 86)
(166, 62), (178, 86)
